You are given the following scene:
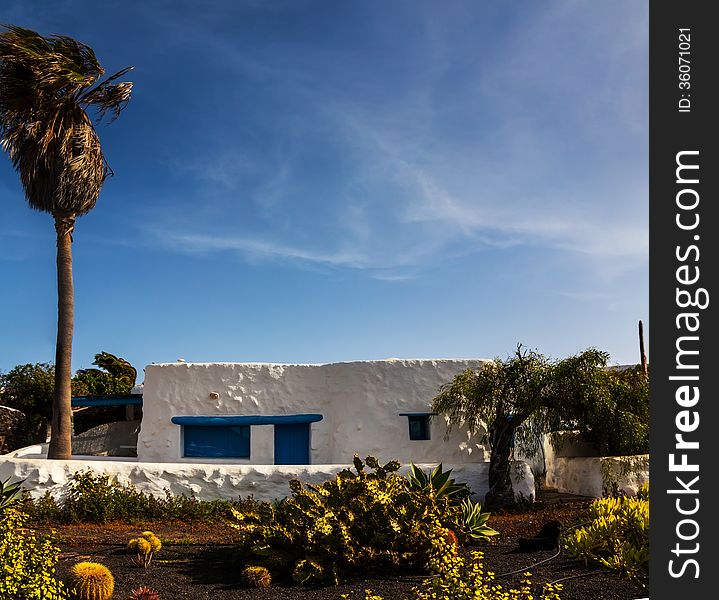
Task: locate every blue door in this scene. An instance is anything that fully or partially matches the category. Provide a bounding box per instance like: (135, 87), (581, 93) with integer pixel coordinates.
(274, 423), (310, 464)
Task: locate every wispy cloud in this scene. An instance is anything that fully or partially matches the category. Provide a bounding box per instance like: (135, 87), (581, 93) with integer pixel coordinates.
(139, 1), (647, 281)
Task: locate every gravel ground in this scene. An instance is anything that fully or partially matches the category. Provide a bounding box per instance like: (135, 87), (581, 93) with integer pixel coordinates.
(49, 496), (647, 600)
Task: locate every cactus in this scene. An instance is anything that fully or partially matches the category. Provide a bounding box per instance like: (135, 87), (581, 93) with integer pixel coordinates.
(127, 532), (159, 567)
(65, 561), (114, 600)
(141, 531), (162, 553)
(241, 565), (272, 588)
(135, 537), (152, 555)
(292, 559), (324, 586)
(129, 586), (160, 600)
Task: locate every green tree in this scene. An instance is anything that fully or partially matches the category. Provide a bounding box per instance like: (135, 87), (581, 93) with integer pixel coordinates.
(0, 363), (55, 441)
(0, 353), (135, 442)
(74, 351), (137, 396)
(432, 346), (648, 509)
(0, 25), (133, 459)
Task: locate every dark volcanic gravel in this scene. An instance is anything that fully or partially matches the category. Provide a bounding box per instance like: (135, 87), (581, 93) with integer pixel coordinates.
(51, 496), (647, 600)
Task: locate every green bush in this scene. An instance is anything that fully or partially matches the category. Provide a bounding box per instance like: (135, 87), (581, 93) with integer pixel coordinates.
(229, 455), (481, 585)
(0, 508), (69, 599)
(24, 471), (246, 524)
(564, 484), (649, 585)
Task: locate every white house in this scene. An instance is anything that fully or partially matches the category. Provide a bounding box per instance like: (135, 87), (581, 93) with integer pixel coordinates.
(137, 358), (492, 465)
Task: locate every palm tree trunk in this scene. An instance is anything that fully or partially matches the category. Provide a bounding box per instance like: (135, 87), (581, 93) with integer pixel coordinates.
(47, 214), (75, 459)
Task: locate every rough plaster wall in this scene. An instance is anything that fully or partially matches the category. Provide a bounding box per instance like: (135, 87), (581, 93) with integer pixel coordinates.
(0, 452), (535, 502)
(137, 359), (490, 464)
(545, 455), (649, 497)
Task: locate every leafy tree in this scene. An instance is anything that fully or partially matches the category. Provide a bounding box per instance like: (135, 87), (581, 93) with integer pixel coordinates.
(432, 346), (648, 509)
(74, 351), (137, 396)
(549, 355), (648, 457)
(0, 363), (55, 441)
(0, 25), (133, 458)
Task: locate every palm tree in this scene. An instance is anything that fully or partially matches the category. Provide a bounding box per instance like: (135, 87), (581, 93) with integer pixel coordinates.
(0, 25), (133, 459)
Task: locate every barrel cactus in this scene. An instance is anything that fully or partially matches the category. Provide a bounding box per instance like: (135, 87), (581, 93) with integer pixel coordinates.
(127, 531), (161, 567)
(65, 561), (114, 600)
(241, 565), (272, 588)
(141, 531), (162, 553)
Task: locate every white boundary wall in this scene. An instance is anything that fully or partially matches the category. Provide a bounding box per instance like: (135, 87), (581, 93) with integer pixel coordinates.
(137, 359), (491, 465)
(0, 449), (535, 502)
(541, 434), (649, 496)
(545, 455), (649, 497)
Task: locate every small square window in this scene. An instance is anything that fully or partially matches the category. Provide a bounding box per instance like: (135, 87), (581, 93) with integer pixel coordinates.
(407, 415), (431, 440)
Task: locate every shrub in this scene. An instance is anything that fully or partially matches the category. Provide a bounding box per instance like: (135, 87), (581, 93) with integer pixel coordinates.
(64, 561), (114, 600)
(0, 508), (69, 599)
(564, 485), (649, 585)
(129, 587), (160, 600)
(24, 470), (245, 524)
(241, 565), (272, 588)
(229, 455), (455, 584)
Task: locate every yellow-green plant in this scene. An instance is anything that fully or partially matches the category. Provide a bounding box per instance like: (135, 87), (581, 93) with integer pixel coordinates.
(363, 531), (563, 599)
(229, 455), (447, 584)
(457, 498), (499, 543)
(65, 562), (114, 600)
(414, 531), (562, 600)
(141, 531), (162, 553)
(565, 485), (648, 585)
(241, 565), (272, 588)
(0, 508), (69, 599)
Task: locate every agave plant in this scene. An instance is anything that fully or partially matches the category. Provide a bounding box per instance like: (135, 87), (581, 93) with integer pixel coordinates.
(407, 463), (471, 504)
(0, 477), (24, 511)
(457, 498), (499, 543)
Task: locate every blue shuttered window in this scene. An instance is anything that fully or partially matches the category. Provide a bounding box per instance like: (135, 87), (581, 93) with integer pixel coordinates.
(183, 425), (250, 458)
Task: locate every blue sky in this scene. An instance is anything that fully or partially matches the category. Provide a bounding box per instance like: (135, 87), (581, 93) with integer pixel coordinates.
(0, 0), (648, 377)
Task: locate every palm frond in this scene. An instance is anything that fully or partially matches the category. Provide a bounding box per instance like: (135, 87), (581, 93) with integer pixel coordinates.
(0, 24), (132, 216)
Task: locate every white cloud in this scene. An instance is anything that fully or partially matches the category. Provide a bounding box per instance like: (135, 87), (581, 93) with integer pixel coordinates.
(144, 1), (647, 281)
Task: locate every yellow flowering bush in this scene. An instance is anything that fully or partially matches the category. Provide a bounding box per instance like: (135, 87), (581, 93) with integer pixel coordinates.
(412, 530), (562, 600)
(0, 508), (69, 599)
(359, 531), (562, 600)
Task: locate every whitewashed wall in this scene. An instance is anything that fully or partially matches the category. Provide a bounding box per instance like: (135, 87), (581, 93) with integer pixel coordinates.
(137, 359), (490, 465)
(0, 448), (535, 502)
